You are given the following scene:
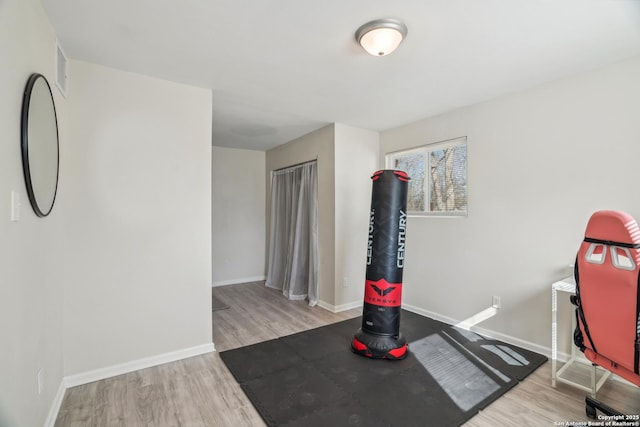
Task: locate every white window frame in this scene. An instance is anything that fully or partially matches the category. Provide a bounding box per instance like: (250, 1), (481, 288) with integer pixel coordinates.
(385, 136), (467, 217)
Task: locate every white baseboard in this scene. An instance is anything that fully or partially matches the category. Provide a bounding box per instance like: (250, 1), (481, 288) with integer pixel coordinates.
(402, 303), (552, 359)
(320, 301), (555, 359)
(63, 343), (215, 388)
(471, 322), (551, 359)
(400, 304), (638, 385)
(212, 276), (266, 287)
(402, 303), (459, 325)
(43, 380), (67, 427)
(317, 299), (362, 313)
(335, 300), (362, 312)
(45, 343), (215, 427)
(316, 300), (334, 312)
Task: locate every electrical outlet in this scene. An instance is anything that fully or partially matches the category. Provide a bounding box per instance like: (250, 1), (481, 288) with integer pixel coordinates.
(492, 296), (501, 309)
(343, 277), (348, 288)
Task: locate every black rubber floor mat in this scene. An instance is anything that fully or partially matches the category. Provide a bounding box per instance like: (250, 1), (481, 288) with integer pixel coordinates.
(219, 339), (303, 383)
(241, 362), (348, 425)
(220, 310), (547, 427)
(281, 398), (387, 427)
(445, 326), (548, 381)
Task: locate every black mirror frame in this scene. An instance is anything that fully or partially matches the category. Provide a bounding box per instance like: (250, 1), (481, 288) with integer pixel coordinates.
(21, 73), (60, 218)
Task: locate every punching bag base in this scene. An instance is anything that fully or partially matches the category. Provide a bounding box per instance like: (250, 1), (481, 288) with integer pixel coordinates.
(351, 329), (408, 360)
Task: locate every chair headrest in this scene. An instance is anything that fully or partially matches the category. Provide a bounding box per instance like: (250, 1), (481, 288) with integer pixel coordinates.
(584, 210), (640, 247)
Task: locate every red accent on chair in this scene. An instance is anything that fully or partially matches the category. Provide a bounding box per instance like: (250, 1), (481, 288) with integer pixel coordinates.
(573, 210), (640, 418)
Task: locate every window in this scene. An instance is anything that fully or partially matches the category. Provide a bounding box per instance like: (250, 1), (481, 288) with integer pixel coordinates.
(386, 137), (467, 216)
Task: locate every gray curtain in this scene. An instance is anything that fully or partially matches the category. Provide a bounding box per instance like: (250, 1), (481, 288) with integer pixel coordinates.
(265, 161), (318, 306)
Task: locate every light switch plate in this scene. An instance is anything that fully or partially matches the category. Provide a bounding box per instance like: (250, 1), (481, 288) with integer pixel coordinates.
(11, 191), (20, 221)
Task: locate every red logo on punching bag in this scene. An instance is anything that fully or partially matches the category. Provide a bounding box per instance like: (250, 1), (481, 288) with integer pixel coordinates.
(364, 278), (402, 307)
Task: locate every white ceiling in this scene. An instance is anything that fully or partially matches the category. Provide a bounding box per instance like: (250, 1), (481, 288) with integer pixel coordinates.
(42, 0), (640, 151)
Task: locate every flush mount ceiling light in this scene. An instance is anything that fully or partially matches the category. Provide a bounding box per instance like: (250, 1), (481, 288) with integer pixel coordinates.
(355, 18), (408, 57)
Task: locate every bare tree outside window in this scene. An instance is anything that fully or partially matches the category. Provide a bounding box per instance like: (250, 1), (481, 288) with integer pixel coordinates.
(393, 151), (425, 212)
(429, 145), (467, 212)
(387, 137), (467, 216)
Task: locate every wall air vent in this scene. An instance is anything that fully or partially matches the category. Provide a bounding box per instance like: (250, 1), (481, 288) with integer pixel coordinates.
(55, 40), (67, 97)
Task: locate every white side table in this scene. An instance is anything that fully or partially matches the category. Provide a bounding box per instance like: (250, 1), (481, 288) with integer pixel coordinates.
(551, 276), (611, 396)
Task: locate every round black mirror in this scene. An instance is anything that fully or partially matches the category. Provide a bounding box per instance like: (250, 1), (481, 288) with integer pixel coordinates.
(21, 73), (60, 217)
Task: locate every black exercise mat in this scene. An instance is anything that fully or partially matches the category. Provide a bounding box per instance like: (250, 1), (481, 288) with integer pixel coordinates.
(220, 310), (547, 427)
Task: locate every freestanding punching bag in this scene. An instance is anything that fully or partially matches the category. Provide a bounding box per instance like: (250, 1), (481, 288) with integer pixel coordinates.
(351, 169), (409, 360)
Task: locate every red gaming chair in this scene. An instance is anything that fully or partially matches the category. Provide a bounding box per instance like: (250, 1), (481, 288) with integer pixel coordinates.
(571, 210), (640, 418)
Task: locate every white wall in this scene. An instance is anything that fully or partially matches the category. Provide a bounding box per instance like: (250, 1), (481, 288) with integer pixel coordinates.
(62, 60), (213, 375)
(0, 0), (65, 425)
(334, 124), (379, 308)
(380, 55), (640, 355)
(212, 146), (265, 285)
(265, 125), (336, 305)
(0, 2), (213, 420)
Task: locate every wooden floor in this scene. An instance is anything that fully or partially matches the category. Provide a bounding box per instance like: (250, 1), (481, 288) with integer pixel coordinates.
(55, 281), (640, 426)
